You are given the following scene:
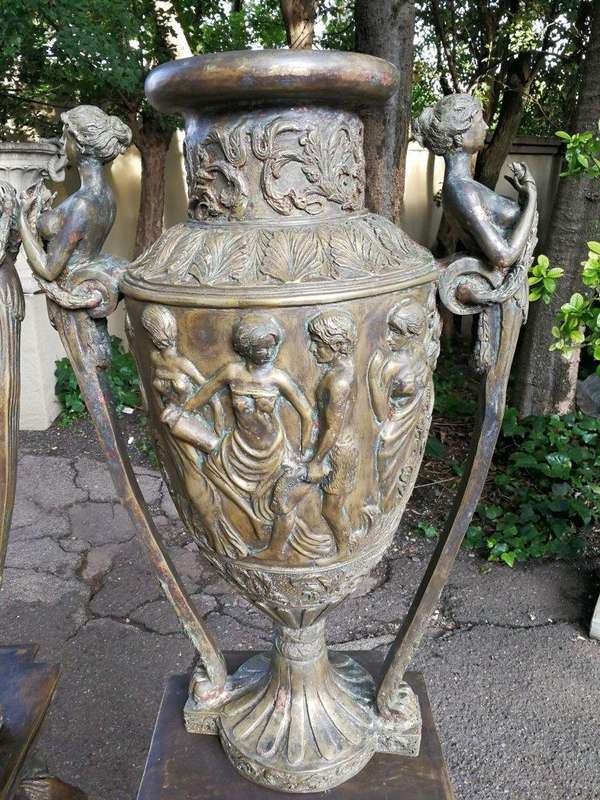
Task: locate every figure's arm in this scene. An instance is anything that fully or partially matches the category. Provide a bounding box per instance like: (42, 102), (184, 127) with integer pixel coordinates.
(184, 365), (231, 412)
(179, 357), (225, 433)
(453, 168), (537, 270)
(277, 372), (314, 455)
(312, 378), (350, 465)
(43, 215), (83, 279)
(367, 350), (388, 422)
(180, 357), (207, 388)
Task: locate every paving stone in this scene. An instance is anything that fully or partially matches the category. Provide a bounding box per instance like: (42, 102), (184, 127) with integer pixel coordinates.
(35, 618), (195, 800)
(205, 611), (270, 650)
(5, 536), (82, 576)
(410, 623), (600, 800)
(0, 588), (90, 650)
(88, 541), (162, 618)
(443, 559), (592, 627)
(17, 455), (86, 509)
(72, 456), (163, 505)
(1, 568), (89, 606)
(9, 513), (70, 542)
(129, 594), (217, 635)
(160, 489), (179, 520)
(80, 543), (127, 584)
(68, 501), (134, 546)
(11, 496), (44, 529)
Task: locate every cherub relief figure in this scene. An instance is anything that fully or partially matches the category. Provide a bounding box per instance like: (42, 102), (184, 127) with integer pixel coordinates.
(162, 312), (314, 553)
(368, 299), (428, 513)
(142, 304), (223, 450)
(306, 309), (358, 553)
(256, 308), (358, 561)
(19, 105), (132, 310)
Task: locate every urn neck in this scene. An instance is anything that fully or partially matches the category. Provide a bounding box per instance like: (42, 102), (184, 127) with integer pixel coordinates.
(183, 106), (365, 224)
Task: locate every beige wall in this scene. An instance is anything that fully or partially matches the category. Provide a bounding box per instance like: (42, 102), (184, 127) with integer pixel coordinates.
(19, 132), (561, 428)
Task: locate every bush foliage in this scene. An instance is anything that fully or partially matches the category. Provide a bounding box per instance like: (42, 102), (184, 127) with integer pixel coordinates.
(465, 409), (599, 565)
(55, 336), (141, 421)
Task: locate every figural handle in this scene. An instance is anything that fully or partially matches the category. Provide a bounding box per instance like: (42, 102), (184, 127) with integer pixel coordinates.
(47, 293), (228, 694)
(377, 255), (527, 715)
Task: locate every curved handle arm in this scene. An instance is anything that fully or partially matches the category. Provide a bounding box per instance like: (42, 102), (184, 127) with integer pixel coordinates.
(0, 184), (23, 587)
(47, 296), (228, 695)
(377, 255), (527, 715)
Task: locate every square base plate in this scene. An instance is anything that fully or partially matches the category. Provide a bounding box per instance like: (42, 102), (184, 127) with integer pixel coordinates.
(0, 645), (60, 800)
(137, 651), (455, 799)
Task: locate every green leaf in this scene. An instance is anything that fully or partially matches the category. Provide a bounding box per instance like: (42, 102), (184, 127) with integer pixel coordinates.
(500, 552), (516, 567)
(426, 434), (447, 460)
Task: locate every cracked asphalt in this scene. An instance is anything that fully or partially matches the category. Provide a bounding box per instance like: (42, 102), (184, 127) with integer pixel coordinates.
(1, 454), (599, 799)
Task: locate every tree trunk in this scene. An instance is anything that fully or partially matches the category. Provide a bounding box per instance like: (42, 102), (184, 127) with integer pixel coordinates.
(279, 0), (315, 48)
(513, 2), (600, 416)
(354, 0), (416, 223)
(133, 128), (171, 257)
(474, 52), (532, 189)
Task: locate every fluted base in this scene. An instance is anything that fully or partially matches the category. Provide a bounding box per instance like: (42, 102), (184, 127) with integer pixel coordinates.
(185, 624), (421, 793)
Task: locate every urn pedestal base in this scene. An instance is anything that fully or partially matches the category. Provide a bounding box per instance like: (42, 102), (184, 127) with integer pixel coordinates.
(137, 652), (454, 800)
(184, 625), (420, 792)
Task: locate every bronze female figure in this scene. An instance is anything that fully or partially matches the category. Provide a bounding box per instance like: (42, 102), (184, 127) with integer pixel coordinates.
(368, 299), (429, 513)
(413, 93), (537, 274)
(19, 105), (132, 311)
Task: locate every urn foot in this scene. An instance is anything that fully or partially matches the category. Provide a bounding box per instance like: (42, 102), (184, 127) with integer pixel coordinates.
(184, 623), (421, 792)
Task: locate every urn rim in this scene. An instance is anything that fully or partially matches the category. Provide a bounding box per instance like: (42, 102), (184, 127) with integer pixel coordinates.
(122, 266), (439, 308)
(145, 49), (399, 115)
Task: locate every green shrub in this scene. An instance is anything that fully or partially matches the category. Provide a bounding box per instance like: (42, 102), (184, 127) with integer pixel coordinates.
(465, 409), (600, 565)
(55, 336), (141, 421)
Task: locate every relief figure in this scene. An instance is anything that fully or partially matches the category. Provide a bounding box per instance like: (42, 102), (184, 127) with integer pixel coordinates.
(368, 299), (428, 513)
(257, 309), (358, 561)
(162, 312), (314, 551)
(142, 304), (235, 555)
(142, 304), (223, 450)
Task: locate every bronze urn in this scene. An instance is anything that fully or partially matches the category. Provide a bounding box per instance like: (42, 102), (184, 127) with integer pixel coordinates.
(120, 49), (439, 791)
(18, 46), (536, 795)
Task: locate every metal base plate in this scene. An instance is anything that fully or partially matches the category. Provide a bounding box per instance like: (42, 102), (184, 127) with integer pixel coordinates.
(0, 645), (60, 799)
(137, 651), (455, 799)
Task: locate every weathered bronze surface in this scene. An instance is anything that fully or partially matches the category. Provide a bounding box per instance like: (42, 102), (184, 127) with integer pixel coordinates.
(21, 59), (537, 793)
(136, 653), (454, 800)
(0, 646), (59, 800)
(378, 94), (537, 706)
(0, 183), (23, 587)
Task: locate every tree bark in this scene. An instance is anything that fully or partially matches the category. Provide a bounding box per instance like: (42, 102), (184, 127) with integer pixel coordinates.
(133, 126), (171, 257)
(474, 52), (533, 189)
(279, 0), (315, 48)
(354, 0), (416, 222)
(513, 1), (600, 416)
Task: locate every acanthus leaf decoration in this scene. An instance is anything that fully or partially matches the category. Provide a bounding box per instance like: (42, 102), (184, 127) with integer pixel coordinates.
(188, 231), (249, 285)
(299, 122), (364, 211)
(184, 113), (366, 220)
(186, 122), (249, 222)
(129, 223), (206, 284)
(329, 218), (394, 279)
(259, 228), (328, 283)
